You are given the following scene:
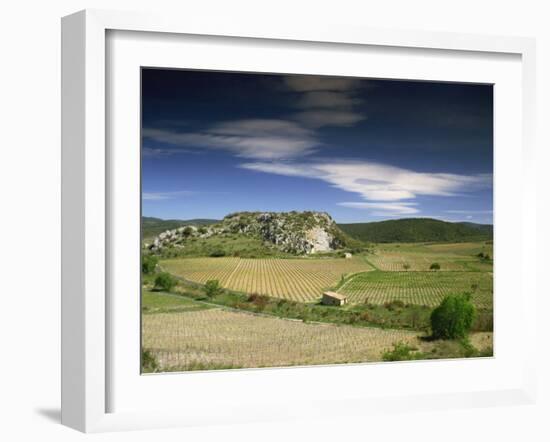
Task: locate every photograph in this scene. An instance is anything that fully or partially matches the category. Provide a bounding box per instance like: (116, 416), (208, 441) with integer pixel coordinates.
(140, 68), (494, 373)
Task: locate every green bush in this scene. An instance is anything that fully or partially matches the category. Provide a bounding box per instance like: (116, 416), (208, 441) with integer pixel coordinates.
(382, 342), (425, 361)
(142, 254), (158, 274)
(154, 272), (177, 292)
(209, 249), (226, 257)
(142, 349), (159, 373)
(384, 299), (406, 310)
(430, 294), (476, 339)
(182, 226), (194, 237)
(204, 279), (222, 297)
(429, 262), (441, 270)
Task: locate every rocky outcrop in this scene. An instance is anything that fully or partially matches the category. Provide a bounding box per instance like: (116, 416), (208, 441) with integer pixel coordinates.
(149, 211), (349, 255)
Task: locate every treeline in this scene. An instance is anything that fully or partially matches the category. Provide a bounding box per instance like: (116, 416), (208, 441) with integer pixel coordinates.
(141, 216), (218, 240)
(338, 218), (493, 243)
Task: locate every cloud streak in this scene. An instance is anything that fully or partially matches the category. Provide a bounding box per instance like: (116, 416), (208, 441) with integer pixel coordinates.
(240, 160), (492, 203)
(143, 75), (369, 159)
(285, 75), (367, 129)
(142, 190), (197, 201)
(143, 119), (318, 160)
(444, 209), (493, 214)
(338, 202), (420, 216)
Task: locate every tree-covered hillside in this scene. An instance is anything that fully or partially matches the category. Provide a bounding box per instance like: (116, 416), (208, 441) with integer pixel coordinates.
(338, 218), (493, 243)
(142, 217), (218, 240)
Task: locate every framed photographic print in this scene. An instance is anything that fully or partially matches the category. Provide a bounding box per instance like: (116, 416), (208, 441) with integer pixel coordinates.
(140, 68), (494, 373)
(61, 9), (538, 433)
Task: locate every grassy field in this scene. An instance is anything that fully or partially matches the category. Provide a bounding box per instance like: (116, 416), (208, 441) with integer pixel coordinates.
(366, 242), (493, 271)
(159, 241), (492, 306)
(142, 297), (493, 372)
(339, 271), (493, 308)
(161, 256), (373, 302)
(142, 290), (214, 314)
(143, 240), (493, 371)
(143, 304), (418, 370)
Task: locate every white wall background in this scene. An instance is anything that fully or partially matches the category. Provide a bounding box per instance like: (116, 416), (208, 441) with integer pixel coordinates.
(0, 1), (548, 441)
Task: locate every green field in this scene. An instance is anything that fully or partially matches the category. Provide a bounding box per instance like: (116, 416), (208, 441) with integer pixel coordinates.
(142, 290), (214, 314)
(161, 256), (373, 302)
(142, 295), (493, 372)
(159, 241), (493, 307)
(339, 271), (493, 308)
(366, 241), (493, 271)
(143, 240), (493, 372)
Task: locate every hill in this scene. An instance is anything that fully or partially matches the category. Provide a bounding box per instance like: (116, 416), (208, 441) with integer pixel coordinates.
(338, 218), (493, 243)
(142, 216), (218, 240)
(147, 211), (364, 256)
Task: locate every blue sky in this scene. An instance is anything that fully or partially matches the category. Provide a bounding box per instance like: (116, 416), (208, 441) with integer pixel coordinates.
(141, 69), (493, 224)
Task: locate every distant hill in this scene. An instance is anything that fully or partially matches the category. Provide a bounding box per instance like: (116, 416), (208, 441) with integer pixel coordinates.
(147, 211), (364, 256)
(338, 218), (493, 243)
(142, 216), (218, 239)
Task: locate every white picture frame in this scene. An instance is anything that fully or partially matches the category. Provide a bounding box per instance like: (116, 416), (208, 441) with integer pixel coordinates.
(61, 9), (538, 433)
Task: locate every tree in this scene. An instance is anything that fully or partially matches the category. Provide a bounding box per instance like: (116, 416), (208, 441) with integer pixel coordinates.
(182, 226), (194, 237)
(430, 294), (475, 339)
(154, 272), (177, 292)
(142, 254), (158, 274)
(430, 262), (441, 270)
(403, 263), (410, 271)
(204, 279), (222, 298)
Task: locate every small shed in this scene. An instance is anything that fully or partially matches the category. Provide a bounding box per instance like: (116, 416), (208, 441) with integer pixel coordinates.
(344, 252), (353, 259)
(322, 291), (348, 306)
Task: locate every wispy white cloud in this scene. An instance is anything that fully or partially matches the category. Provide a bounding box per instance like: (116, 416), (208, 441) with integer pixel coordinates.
(284, 76), (362, 92)
(143, 119), (318, 160)
(296, 91), (361, 109)
(338, 202), (419, 216)
(444, 209), (493, 214)
(142, 190), (197, 201)
(143, 75), (369, 159)
(293, 110), (366, 128)
(240, 160), (492, 202)
(284, 76), (366, 129)
(142, 146), (201, 157)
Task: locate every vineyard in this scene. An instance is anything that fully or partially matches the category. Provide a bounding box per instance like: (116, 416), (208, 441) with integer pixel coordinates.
(143, 240), (493, 371)
(366, 242), (493, 272)
(161, 257), (373, 302)
(366, 251), (467, 271)
(339, 271), (493, 308)
(142, 307), (421, 370)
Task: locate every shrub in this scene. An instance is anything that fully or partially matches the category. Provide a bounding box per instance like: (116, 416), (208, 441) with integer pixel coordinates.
(204, 279), (222, 297)
(430, 294), (476, 339)
(154, 272), (177, 292)
(142, 254), (158, 274)
(182, 226), (194, 237)
(429, 262), (441, 270)
(382, 342), (425, 361)
(247, 293), (270, 310)
(384, 299), (405, 310)
(209, 249), (226, 257)
(142, 349), (159, 373)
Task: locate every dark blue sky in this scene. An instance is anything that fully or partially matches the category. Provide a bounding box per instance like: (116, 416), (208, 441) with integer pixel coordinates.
(141, 69), (493, 224)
